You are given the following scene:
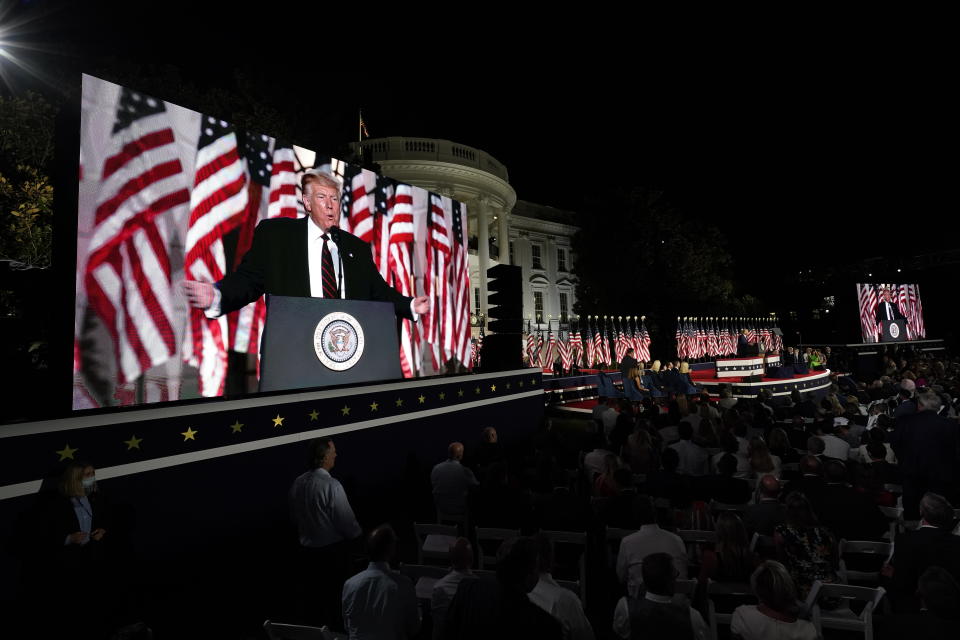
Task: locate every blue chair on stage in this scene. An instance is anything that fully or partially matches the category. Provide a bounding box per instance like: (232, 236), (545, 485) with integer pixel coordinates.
(623, 376), (647, 402)
(641, 374), (666, 399)
(597, 371), (623, 398)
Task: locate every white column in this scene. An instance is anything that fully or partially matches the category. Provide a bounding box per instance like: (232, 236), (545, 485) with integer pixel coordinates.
(498, 209), (509, 264)
(477, 198), (489, 324)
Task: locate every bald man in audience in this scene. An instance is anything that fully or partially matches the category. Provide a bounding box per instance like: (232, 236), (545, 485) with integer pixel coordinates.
(746, 475), (786, 536)
(432, 442), (479, 516)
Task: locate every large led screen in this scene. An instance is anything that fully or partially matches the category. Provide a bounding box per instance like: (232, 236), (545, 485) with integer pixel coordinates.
(74, 75), (471, 409)
(856, 283), (926, 343)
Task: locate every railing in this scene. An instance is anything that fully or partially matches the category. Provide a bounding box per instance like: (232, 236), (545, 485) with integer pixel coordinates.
(354, 137), (509, 182)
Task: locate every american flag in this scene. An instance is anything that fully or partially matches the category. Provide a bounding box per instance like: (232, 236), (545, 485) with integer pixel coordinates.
(471, 328), (484, 369)
(449, 200), (472, 366)
(584, 323), (596, 367)
(526, 329), (537, 366)
(228, 137), (300, 364)
(569, 326), (583, 367)
(183, 116), (248, 397)
(83, 88), (189, 387)
(387, 183), (420, 377)
(637, 321), (651, 363)
(676, 321), (684, 359)
(615, 325), (628, 363)
(857, 284), (879, 342)
(542, 329), (556, 369)
(372, 176), (393, 280)
(423, 193), (451, 370)
(912, 284), (926, 338)
(604, 323), (614, 367)
(339, 163), (374, 243)
(533, 329), (545, 368)
(558, 330), (572, 371)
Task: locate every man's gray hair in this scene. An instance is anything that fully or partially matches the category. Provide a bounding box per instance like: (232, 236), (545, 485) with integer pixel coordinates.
(301, 170), (343, 194)
(919, 492), (954, 528)
(917, 390), (943, 412)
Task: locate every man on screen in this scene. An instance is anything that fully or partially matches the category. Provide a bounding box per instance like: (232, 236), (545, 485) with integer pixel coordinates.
(875, 286), (906, 324)
(182, 171), (429, 318)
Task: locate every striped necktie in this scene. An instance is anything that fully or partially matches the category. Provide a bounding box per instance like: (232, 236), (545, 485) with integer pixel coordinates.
(321, 234), (338, 298)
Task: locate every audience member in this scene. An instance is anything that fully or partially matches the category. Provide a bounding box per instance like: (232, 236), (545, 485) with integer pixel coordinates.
(815, 421), (851, 461)
(470, 461), (530, 530)
(471, 427), (505, 474)
(612, 552), (709, 639)
(701, 454), (751, 505)
(289, 437), (362, 629)
(529, 534), (595, 640)
(645, 448), (692, 508)
(712, 431), (751, 478)
(745, 475), (786, 537)
(855, 425), (897, 465)
(773, 492), (839, 600)
(888, 492), (960, 610)
(699, 513), (756, 584)
(669, 422), (709, 476)
(596, 468), (641, 529)
(879, 566), (960, 639)
(593, 453), (622, 497)
(889, 390), (960, 519)
(583, 435), (613, 480)
(747, 437), (780, 478)
(623, 424), (658, 475)
(431, 442), (479, 516)
(342, 525), (420, 640)
(816, 460), (887, 541)
(431, 538), (474, 640)
(441, 537), (562, 640)
(616, 496), (688, 598)
(730, 561), (817, 640)
(767, 428), (799, 465)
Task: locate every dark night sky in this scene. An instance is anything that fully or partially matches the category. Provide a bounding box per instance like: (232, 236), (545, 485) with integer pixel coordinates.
(7, 1), (957, 275)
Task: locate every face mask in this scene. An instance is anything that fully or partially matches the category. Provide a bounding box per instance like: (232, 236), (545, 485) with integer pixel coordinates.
(82, 476), (96, 490)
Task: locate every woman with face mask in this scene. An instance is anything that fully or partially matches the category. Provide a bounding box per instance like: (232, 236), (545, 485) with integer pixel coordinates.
(55, 462), (108, 548)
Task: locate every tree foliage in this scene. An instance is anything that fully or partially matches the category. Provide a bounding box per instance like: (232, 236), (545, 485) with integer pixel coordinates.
(572, 186), (764, 352)
(0, 91), (58, 267)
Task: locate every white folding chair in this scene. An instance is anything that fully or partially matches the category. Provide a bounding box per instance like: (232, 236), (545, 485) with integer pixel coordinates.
(706, 581), (756, 640)
(398, 564), (451, 603)
(541, 529), (588, 604)
(263, 620), (343, 640)
(805, 580), (886, 640)
(474, 527), (519, 570)
(414, 522), (458, 565)
(605, 526), (633, 570)
(838, 539), (892, 586)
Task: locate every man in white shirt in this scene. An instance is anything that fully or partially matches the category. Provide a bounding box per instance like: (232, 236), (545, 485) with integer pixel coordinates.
(668, 422), (709, 476)
(289, 438), (363, 629)
(529, 535), (595, 640)
(616, 498), (688, 598)
(431, 538), (474, 639)
(817, 420), (851, 460)
(342, 525), (420, 640)
(182, 171), (429, 319)
(431, 442), (479, 516)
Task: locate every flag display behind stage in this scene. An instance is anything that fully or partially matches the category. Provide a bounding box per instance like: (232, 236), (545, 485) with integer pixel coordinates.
(856, 283), (926, 343)
(75, 75), (471, 409)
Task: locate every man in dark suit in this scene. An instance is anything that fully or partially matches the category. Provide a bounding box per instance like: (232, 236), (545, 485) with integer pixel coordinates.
(746, 475), (786, 536)
(619, 348), (638, 379)
(888, 492), (960, 611)
(183, 171), (429, 319)
(888, 391), (960, 519)
(816, 460), (887, 541)
(875, 287), (907, 324)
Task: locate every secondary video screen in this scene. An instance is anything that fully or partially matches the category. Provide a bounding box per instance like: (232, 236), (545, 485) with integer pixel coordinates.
(856, 283), (926, 343)
(74, 74), (471, 409)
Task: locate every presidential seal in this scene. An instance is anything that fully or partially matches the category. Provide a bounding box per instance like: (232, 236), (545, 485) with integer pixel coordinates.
(889, 322), (900, 339)
(314, 312), (365, 371)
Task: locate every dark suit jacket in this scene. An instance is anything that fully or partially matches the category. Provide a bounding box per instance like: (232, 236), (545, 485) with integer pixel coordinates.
(875, 300), (906, 323)
(216, 217), (413, 319)
(890, 526), (960, 609)
(889, 411), (959, 488)
(619, 355), (638, 378)
(816, 484), (888, 541)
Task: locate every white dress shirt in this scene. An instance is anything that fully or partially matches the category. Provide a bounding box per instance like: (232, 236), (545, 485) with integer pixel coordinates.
(612, 592), (708, 640)
(668, 439), (709, 476)
(529, 573), (595, 640)
(288, 468), (361, 548)
(730, 605), (817, 640)
(615, 524), (688, 598)
(342, 561), (420, 640)
(307, 216), (344, 298)
(431, 569), (473, 639)
(818, 434), (850, 460)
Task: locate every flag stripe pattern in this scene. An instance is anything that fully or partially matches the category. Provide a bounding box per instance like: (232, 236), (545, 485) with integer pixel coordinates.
(84, 88), (189, 386)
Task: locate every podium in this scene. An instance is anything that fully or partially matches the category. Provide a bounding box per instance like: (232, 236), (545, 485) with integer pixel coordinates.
(259, 296), (402, 392)
(880, 319), (908, 343)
